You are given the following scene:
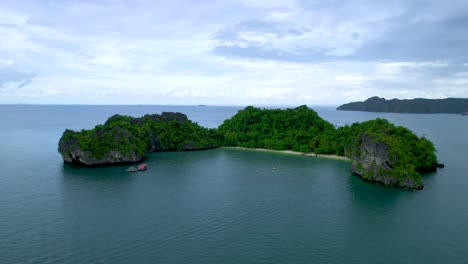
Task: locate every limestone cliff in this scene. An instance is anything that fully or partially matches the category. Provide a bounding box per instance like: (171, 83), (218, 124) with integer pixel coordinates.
(58, 126), (147, 166)
(347, 133), (424, 189)
(58, 112), (219, 166)
(58, 107), (442, 191)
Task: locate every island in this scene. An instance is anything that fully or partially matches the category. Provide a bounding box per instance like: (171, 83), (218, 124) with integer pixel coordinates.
(58, 112), (219, 166)
(59, 106), (443, 189)
(337, 96), (468, 114)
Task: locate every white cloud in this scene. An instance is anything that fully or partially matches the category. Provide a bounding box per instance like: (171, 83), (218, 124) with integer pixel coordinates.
(0, 1), (467, 105)
(0, 58), (14, 66)
(222, 0), (297, 9)
(0, 8), (28, 26)
(0, 26), (41, 53)
(215, 4), (404, 58)
(335, 74), (369, 83)
(2, 55), (467, 105)
(374, 62), (448, 77)
(237, 32), (278, 46)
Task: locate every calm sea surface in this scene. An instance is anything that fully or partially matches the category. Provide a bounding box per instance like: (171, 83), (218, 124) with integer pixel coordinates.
(0, 105), (467, 264)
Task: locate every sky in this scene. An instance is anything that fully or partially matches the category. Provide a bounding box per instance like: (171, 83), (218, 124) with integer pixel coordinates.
(1, 0), (467, 106)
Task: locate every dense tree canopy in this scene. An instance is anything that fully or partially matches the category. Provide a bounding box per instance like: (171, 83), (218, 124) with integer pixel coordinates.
(218, 105), (336, 152)
(217, 106), (438, 182)
(59, 106), (439, 185)
(60, 112), (219, 160)
(333, 118), (437, 171)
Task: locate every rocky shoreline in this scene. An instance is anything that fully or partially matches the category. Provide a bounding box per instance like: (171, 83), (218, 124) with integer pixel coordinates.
(58, 112), (218, 166)
(58, 107), (443, 190)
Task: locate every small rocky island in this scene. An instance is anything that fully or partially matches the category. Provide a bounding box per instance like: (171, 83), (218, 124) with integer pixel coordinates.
(58, 112), (218, 166)
(337, 96), (468, 114)
(59, 106), (443, 189)
(348, 132), (441, 190)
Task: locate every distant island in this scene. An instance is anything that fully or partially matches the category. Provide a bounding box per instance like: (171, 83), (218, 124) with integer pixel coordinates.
(59, 106), (443, 189)
(337, 96), (468, 114)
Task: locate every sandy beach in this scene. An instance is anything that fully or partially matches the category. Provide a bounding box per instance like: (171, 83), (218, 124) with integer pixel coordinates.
(223, 147), (350, 161)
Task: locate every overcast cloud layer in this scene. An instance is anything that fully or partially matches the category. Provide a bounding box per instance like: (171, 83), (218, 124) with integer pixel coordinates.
(1, 0), (467, 105)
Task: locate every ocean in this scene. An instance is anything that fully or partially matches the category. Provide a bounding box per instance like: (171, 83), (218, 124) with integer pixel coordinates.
(0, 105), (467, 264)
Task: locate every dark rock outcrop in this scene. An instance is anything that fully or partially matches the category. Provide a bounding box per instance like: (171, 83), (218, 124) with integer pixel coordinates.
(347, 133), (424, 190)
(58, 106), (442, 191)
(337, 96), (468, 114)
(58, 126), (147, 166)
(58, 112), (218, 166)
(59, 144), (145, 166)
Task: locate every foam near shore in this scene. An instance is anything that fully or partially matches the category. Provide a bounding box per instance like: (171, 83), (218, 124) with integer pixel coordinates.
(223, 147), (350, 161)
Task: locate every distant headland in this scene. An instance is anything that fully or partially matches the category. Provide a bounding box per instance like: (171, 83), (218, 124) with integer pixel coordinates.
(337, 96), (468, 114)
(58, 106), (443, 190)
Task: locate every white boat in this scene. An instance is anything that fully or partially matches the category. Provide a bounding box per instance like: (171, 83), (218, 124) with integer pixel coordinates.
(126, 166), (138, 172)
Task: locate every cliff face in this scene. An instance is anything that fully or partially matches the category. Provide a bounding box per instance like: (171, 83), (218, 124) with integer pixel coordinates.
(59, 142), (145, 166)
(58, 126), (147, 166)
(337, 96), (468, 113)
(58, 112), (218, 166)
(58, 107), (442, 190)
(348, 133), (424, 190)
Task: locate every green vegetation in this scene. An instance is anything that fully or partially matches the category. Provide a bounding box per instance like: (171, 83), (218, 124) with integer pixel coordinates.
(337, 96), (468, 114)
(218, 105), (336, 152)
(61, 126), (147, 159)
(217, 106), (438, 182)
(59, 106), (439, 187)
(334, 118), (437, 173)
(60, 112), (219, 160)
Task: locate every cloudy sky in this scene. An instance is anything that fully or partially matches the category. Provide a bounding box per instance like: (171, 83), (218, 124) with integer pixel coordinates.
(1, 0), (467, 105)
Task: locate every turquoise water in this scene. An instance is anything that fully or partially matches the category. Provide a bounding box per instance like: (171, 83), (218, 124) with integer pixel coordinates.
(0, 105), (467, 263)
